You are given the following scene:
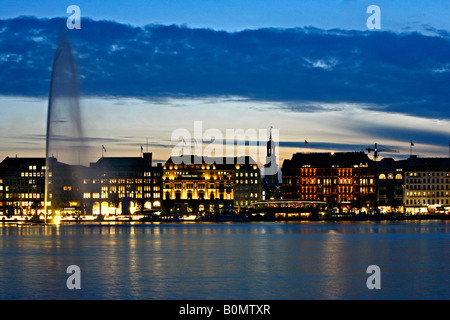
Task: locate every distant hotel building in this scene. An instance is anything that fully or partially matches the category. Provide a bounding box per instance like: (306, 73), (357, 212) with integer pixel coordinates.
(0, 157), (46, 216)
(282, 152), (377, 213)
(163, 156), (261, 215)
(82, 152), (163, 215)
(402, 156), (450, 214)
(375, 156), (450, 214)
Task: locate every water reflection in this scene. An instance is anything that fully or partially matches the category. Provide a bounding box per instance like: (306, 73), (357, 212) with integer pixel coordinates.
(0, 221), (448, 299)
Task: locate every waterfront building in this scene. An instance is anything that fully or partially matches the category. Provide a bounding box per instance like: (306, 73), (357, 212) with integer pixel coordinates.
(403, 156), (450, 214)
(234, 159), (263, 209)
(0, 157), (46, 216)
(282, 152), (377, 213)
(47, 157), (88, 216)
(376, 157), (406, 213)
(3, 151), (449, 218)
(162, 155), (261, 215)
(82, 153), (163, 216)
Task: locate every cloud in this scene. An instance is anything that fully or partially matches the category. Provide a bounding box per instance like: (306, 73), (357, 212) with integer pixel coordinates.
(303, 57), (339, 70)
(0, 16), (449, 121)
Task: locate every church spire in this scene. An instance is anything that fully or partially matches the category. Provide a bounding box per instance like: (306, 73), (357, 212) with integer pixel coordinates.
(267, 126), (274, 157)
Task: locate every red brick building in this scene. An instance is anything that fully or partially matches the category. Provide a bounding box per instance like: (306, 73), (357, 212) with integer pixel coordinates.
(282, 152), (377, 213)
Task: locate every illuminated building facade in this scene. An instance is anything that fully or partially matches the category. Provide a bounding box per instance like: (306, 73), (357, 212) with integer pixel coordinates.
(234, 160), (262, 208)
(3, 152), (449, 217)
(0, 157), (46, 216)
(82, 153), (163, 215)
(282, 152), (377, 213)
(163, 156), (261, 214)
(403, 156), (450, 214)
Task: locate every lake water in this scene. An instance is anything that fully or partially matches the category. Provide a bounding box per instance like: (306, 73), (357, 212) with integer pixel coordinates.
(0, 220), (448, 300)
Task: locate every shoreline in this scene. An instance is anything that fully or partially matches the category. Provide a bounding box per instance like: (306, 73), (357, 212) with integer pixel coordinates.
(1, 214), (449, 225)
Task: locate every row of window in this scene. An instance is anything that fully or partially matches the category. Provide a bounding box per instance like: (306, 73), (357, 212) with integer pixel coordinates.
(237, 200), (256, 206)
(1, 181), (41, 189)
(235, 172), (258, 177)
(295, 168), (369, 176)
(406, 178), (449, 184)
(165, 181), (258, 189)
(294, 186), (374, 194)
(407, 172), (450, 177)
(144, 172), (161, 177)
(83, 178), (160, 184)
(3, 193), (44, 199)
(406, 191), (449, 197)
(165, 192), (233, 201)
(165, 165), (217, 170)
(379, 174), (402, 180)
(406, 185), (449, 190)
(24, 165), (45, 171)
(83, 192), (161, 199)
(406, 199), (449, 205)
(234, 193), (258, 198)
(290, 178), (375, 185)
(20, 172), (44, 177)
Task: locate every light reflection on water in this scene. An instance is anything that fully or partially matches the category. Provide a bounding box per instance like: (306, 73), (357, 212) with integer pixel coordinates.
(0, 221), (448, 300)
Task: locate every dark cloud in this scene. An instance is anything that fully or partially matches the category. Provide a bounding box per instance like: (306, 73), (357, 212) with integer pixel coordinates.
(280, 140), (368, 152)
(1, 17), (449, 119)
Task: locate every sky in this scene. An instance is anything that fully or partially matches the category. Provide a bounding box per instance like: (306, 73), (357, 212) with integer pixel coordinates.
(2, 0), (450, 32)
(0, 0), (449, 168)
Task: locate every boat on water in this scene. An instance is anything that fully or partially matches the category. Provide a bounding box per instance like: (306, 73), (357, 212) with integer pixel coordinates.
(199, 213), (250, 222)
(198, 205), (250, 222)
(137, 209), (183, 222)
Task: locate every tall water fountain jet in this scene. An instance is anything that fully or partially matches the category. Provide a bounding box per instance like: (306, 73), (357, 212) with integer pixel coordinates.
(44, 29), (86, 223)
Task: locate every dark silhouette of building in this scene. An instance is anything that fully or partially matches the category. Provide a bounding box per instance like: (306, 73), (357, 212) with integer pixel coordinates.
(48, 157), (88, 216)
(376, 157), (405, 212)
(262, 127), (282, 200)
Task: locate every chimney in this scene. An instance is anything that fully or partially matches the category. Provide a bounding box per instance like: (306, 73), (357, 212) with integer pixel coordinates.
(143, 152), (152, 166)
